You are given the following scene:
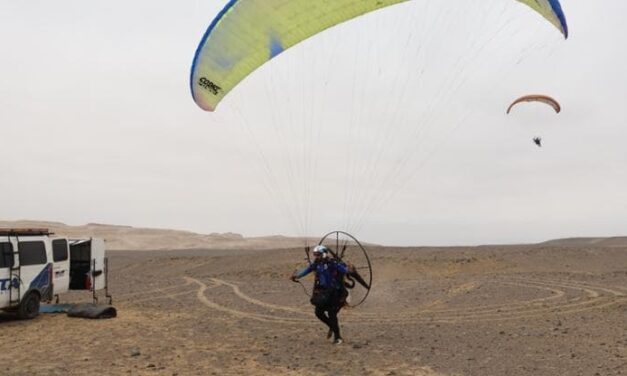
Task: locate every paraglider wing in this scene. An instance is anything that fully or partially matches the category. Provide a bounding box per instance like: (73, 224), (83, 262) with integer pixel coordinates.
(506, 94), (561, 114)
(190, 0), (569, 112)
(191, 0), (408, 112)
(516, 0), (568, 39)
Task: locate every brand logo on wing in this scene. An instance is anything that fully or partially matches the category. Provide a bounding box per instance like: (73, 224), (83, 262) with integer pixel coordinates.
(0, 277), (19, 292)
(198, 77), (222, 95)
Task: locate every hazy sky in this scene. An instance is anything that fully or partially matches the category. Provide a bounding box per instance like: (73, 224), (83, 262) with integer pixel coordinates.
(1, 1), (626, 246)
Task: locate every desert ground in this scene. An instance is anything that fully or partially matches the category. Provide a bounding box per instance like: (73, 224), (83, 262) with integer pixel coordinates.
(1, 234), (626, 375)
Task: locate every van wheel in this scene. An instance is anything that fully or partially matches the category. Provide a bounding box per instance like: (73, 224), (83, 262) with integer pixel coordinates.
(17, 292), (40, 320)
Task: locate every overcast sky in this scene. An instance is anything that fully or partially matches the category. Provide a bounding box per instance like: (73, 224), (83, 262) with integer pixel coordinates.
(1, 1), (626, 246)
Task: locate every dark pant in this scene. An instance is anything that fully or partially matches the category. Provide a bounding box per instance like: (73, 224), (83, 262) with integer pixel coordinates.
(315, 303), (342, 340)
(312, 288), (346, 340)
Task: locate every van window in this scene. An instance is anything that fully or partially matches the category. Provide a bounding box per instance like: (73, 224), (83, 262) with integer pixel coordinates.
(52, 239), (69, 262)
(0, 242), (14, 268)
(18, 241), (47, 265)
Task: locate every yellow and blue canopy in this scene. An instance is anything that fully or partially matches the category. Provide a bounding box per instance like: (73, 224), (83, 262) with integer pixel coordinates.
(191, 0), (568, 112)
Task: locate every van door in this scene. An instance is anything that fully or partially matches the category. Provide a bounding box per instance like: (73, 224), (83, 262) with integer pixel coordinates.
(90, 238), (106, 290)
(69, 238), (106, 291)
(0, 240), (16, 309)
(69, 239), (91, 290)
(51, 238), (70, 295)
(18, 240), (53, 302)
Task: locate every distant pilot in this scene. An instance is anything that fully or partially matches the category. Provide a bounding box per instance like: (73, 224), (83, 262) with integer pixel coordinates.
(533, 137), (542, 147)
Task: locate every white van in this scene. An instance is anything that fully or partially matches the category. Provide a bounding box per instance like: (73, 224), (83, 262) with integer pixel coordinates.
(0, 229), (109, 319)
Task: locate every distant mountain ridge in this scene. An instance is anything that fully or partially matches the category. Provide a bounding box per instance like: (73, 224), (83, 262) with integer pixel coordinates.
(540, 236), (627, 248)
(0, 220), (316, 251)
(2, 220), (626, 250)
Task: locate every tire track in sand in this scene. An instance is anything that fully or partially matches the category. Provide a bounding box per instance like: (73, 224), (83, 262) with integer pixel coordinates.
(189, 276), (626, 325)
(186, 277), (310, 323)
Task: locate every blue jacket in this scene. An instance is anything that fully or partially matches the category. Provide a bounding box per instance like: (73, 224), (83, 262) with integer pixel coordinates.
(296, 259), (349, 291)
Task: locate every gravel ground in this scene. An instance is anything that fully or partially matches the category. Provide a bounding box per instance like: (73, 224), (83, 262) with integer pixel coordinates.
(1, 245), (625, 375)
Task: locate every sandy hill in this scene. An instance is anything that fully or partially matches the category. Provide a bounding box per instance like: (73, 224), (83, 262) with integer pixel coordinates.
(0, 220), (316, 251)
(540, 236), (627, 247)
(2, 220), (626, 250)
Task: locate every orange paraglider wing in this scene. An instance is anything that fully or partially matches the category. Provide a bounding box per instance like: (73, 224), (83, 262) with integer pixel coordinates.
(507, 94), (561, 114)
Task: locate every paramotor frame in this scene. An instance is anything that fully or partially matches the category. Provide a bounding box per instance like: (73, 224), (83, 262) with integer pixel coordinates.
(309, 230), (373, 308)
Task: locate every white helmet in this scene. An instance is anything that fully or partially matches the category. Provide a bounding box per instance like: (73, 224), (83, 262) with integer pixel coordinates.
(312, 245), (329, 257)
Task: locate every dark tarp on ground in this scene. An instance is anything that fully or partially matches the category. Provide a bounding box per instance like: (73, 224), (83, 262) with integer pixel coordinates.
(67, 304), (116, 319)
